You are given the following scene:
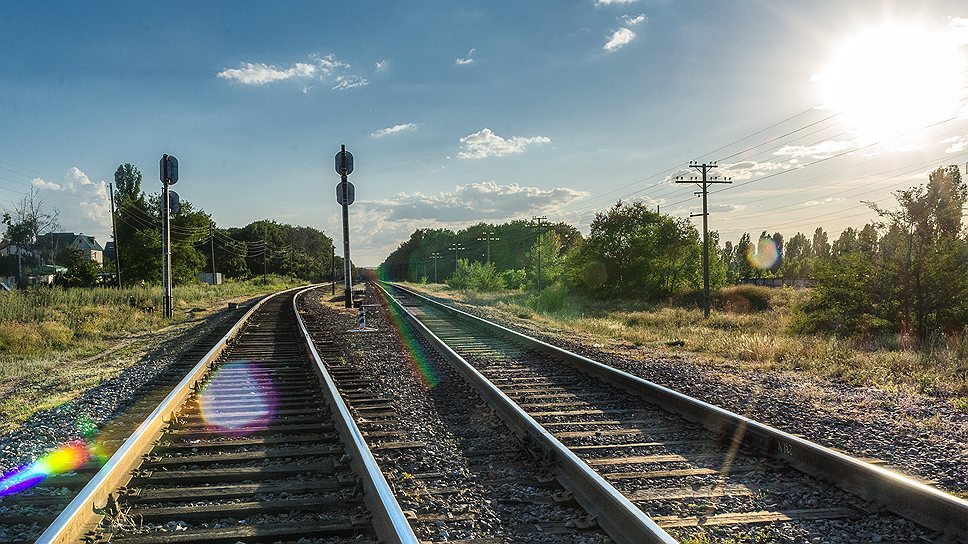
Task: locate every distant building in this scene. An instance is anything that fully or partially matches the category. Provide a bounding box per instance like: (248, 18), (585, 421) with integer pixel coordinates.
(42, 233), (104, 265)
(0, 241), (39, 260)
(103, 241), (116, 263)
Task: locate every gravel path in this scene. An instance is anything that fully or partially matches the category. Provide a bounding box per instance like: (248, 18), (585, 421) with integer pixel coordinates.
(408, 289), (968, 498)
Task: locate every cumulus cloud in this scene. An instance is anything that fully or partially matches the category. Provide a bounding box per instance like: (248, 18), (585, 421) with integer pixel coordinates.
(941, 135), (968, 154)
(363, 181), (587, 222)
(217, 53), (365, 92)
(29, 167), (111, 232)
(371, 123), (418, 138)
(622, 13), (647, 25)
(457, 128), (551, 159)
(604, 28), (637, 52)
(774, 140), (855, 159)
(455, 48), (476, 65)
(31, 178), (61, 191)
(596, 0), (637, 5)
(375, 59), (388, 70)
(217, 62), (316, 85)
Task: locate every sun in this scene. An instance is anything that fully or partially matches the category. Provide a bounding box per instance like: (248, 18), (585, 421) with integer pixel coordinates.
(815, 23), (966, 144)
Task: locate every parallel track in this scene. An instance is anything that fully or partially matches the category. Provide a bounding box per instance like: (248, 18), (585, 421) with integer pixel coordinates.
(383, 282), (968, 543)
(33, 287), (415, 544)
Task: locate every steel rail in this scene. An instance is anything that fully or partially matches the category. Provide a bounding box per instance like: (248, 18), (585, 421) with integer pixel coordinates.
(376, 282), (677, 544)
(292, 287), (419, 544)
(386, 282), (968, 543)
(36, 287), (306, 544)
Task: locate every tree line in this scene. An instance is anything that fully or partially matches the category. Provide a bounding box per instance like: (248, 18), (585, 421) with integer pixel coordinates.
(380, 166), (968, 344)
(2, 164), (346, 287)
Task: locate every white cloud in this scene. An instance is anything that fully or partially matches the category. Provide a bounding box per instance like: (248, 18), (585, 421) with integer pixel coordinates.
(950, 17), (968, 45)
(596, 0), (637, 5)
(217, 53), (364, 92)
(371, 123), (418, 138)
(457, 128), (551, 159)
(217, 62), (316, 85)
(604, 28), (636, 52)
(720, 160), (792, 181)
(774, 140), (855, 159)
(31, 178), (61, 191)
(455, 48), (476, 65)
(622, 13), (647, 25)
(332, 75), (369, 91)
(363, 181), (587, 222)
(805, 197), (845, 207)
(941, 135), (968, 154)
(375, 59), (388, 70)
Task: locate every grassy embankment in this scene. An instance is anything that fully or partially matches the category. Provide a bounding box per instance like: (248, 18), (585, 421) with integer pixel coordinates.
(401, 282), (968, 412)
(0, 276), (306, 429)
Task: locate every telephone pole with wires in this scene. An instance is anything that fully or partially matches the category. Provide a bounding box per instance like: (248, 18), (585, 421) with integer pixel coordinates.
(108, 183), (122, 288)
(531, 216), (548, 289)
(431, 252), (443, 283)
(449, 243), (465, 271)
(209, 220), (217, 285)
(477, 231), (500, 264)
(675, 161), (731, 318)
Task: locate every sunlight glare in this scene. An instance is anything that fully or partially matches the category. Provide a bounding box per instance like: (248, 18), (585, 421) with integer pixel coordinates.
(816, 24), (965, 143)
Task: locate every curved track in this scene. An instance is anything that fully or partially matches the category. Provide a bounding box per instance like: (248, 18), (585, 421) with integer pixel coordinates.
(33, 287), (415, 544)
(383, 282), (968, 543)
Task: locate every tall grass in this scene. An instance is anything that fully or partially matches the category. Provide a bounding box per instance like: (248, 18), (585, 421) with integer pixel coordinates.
(0, 276), (305, 428)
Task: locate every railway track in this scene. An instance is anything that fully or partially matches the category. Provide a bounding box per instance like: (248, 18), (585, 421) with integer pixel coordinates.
(29, 286), (415, 544)
(0, 302), (254, 543)
(381, 282), (968, 543)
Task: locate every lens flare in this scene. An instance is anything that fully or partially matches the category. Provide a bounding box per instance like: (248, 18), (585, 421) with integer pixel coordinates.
(375, 288), (442, 389)
(0, 441), (92, 498)
(199, 361), (278, 435)
(747, 237), (781, 270)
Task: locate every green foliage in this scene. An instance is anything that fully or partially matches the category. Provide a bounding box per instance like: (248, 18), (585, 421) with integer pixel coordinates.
(447, 259), (505, 292)
(716, 285), (773, 313)
(563, 201), (705, 300)
(56, 259), (101, 288)
(502, 268), (527, 290)
(525, 283), (573, 313)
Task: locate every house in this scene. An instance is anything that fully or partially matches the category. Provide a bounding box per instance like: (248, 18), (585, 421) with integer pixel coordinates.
(41, 233), (104, 265)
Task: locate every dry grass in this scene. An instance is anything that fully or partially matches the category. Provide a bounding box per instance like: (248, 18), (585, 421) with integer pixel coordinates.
(401, 282), (968, 410)
(0, 276), (305, 429)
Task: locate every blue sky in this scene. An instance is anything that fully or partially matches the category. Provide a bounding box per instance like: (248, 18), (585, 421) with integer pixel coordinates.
(2, 1), (967, 265)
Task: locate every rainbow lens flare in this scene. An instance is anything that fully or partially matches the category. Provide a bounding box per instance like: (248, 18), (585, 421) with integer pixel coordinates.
(747, 236), (781, 270)
(0, 441), (91, 498)
(199, 361), (278, 435)
(375, 288), (443, 389)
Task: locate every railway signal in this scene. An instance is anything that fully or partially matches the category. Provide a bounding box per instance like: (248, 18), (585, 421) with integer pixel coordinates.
(159, 154), (178, 319)
(335, 144), (355, 308)
(676, 161), (731, 318)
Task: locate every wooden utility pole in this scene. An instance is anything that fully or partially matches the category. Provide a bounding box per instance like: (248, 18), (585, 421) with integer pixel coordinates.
(477, 231), (500, 264)
(531, 216), (548, 289)
(108, 182), (122, 288)
(676, 161), (731, 318)
(431, 252), (443, 283)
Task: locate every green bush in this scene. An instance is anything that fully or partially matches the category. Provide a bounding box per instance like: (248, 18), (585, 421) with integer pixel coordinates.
(525, 283), (573, 313)
(447, 259), (505, 292)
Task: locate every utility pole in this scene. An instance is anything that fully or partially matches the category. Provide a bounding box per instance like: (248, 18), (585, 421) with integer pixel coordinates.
(449, 243), (465, 271)
(676, 161), (731, 318)
(331, 243), (336, 295)
(209, 220), (216, 285)
(159, 154), (178, 319)
(531, 216), (548, 289)
(262, 235), (267, 284)
(431, 252), (442, 283)
(477, 231), (500, 264)
(108, 182), (122, 288)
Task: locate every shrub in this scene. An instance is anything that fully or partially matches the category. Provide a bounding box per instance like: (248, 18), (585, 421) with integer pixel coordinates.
(717, 285), (773, 313)
(448, 259), (505, 292)
(525, 283), (573, 313)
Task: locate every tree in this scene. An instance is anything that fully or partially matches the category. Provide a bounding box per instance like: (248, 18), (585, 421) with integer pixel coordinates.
(734, 233), (754, 280)
(812, 227), (830, 259)
(2, 188), (60, 283)
(564, 201), (703, 300)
